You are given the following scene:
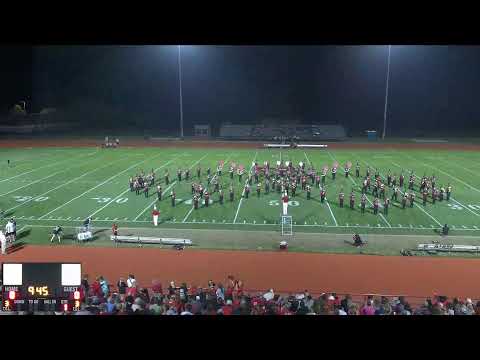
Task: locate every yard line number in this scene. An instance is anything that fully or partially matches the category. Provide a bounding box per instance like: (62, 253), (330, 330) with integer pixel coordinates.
(13, 196), (49, 202)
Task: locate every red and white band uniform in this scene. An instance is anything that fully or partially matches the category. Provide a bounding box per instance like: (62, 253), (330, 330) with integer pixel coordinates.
(282, 193), (289, 215)
(152, 206), (160, 226)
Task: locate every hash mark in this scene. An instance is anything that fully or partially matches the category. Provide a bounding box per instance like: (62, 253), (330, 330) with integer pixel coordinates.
(264, 220), (266, 224)
(124, 217), (128, 220)
(253, 220), (255, 224)
(114, 218), (118, 221)
(213, 219), (216, 223)
(462, 225), (467, 229)
(474, 226), (479, 229)
(203, 219), (206, 222)
(377, 224), (381, 227)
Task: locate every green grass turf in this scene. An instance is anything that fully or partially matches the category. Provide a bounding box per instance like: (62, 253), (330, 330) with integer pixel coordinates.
(1, 146), (480, 256)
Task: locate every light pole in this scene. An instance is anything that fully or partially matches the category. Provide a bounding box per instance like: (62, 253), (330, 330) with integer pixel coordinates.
(178, 45), (184, 139)
(382, 45), (392, 140)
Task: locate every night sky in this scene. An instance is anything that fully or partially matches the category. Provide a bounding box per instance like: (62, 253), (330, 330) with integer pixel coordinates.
(2, 45), (480, 135)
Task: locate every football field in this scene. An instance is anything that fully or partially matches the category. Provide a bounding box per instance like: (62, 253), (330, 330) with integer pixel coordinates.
(1, 145), (480, 252)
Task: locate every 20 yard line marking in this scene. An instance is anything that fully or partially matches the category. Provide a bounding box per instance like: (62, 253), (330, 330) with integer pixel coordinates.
(38, 153), (164, 220)
(233, 151), (258, 224)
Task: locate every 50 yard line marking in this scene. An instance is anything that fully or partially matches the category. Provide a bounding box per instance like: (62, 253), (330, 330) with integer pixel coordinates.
(88, 157), (178, 219)
(38, 153), (164, 220)
(328, 151), (391, 227)
(233, 151), (258, 224)
(182, 154), (231, 223)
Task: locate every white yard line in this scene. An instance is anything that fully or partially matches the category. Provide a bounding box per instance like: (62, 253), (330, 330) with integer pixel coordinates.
(88, 158), (177, 218)
(329, 152), (391, 227)
(325, 201), (338, 226)
(304, 151), (338, 226)
(451, 197), (480, 217)
(38, 153), (164, 220)
(0, 152), (92, 184)
(182, 154), (230, 223)
(233, 151), (258, 224)
(134, 181), (177, 221)
(0, 154), (109, 198)
(362, 156), (443, 227)
(5, 156), (127, 212)
(400, 152), (480, 194)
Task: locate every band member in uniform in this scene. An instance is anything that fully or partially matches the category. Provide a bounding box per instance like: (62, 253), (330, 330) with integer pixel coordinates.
(257, 183), (261, 198)
(193, 194), (199, 210)
(135, 180), (140, 195)
(360, 194), (366, 214)
(50, 225), (63, 243)
(399, 173), (404, 188)
(306, 184), (311, 200)
(254, 170), (259, 184)
(392, 174), (397, 187)
(379, 183), (385, 199)
(408, 176), (414, 190)
(387, 170), (392, 187)
(177, 169), (182, 182)
(207, 174), (212, 185)
(207, 167), (211, 176)
(238, 168), (243, 183)
(432, 188), (437, 204)
(244, 184), (250, 199)
(282, 192), (289, 215)
(301, 175), (307, 191)
(439, 186), (445, 201)
(290, 182), (296, 197)
(423, 189), (428, 206)
(165, 170), (170, 185)
(229, 185), (234, 202)
(229, 166), (234, 180)
(144, 184), (149, 198)
(204, 191), (210, 207)
(217, 164), (222, 177)
(171, 189), (176, 207)
(345, 165), (350, 178)
(339, 190), (345, 208)
(384, 198), (390, 215)
(350, 191), (355, 210)
(355, 162), (360, 178)
(373, 197), (379, 215)
(366, 176), (371, 191)
(214, 179), (220, 193)
(431, 175), (436, 189)
(362, 178), (368, 194)
(248, 175), (253, 186)
(374, 168), (380, 181)
(332, 166), (337, 180)
(185, 169), (190, 181)
(320, 187), (326, 203)
(410, 192), (415, 208)
(197, 167), (201, 179)
(129, 177), (134, 192)
(402, 193), (407, 209)
(315, 174), (320, 188)
(321, 171), (326, 186)
(447, 184), (452, 201)
(219, 189), (224, 205)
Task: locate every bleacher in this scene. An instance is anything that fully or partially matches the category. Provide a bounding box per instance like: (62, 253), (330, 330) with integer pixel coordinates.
(110, 235), (192, 246)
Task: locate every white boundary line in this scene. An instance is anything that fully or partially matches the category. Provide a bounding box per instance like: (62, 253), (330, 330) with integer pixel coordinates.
(182, 154), (231, 223)
(38, 153), (164, 220)
(233, 151), (258, 224)
(88, 158), (177, 218)
(328, 151), (391, 227)
(4, 156), (127, 212)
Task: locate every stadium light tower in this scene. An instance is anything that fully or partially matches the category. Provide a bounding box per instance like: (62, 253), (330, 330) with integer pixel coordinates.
(382, 45), (392, 140)
(178, 45), (184, 139)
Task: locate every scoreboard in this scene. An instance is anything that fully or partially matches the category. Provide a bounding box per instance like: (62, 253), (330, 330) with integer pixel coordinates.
(1, 263), (82, 312)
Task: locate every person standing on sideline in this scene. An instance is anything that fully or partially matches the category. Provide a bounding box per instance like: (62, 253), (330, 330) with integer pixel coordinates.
(282, 191), (289, 215)
(0, 230), (7, 255)
(111, 223), (118, 241)
(50, 225), (63, 243)
(152, 206), (160, 226)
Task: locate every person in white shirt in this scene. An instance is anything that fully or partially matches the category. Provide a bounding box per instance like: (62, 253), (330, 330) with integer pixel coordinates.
(0, 230), (6, 255)
(5, 220), (15, 243)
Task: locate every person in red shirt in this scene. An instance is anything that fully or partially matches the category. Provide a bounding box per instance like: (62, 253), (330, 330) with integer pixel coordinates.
(222, 299), (233, 315)
(152, 205), (160, 226)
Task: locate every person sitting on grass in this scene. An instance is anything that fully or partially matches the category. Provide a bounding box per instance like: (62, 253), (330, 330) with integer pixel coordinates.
(353, 233), (364, 247)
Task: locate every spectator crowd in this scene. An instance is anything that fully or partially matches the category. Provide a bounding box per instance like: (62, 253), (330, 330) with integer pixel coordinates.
(1, 274), (479, 315)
